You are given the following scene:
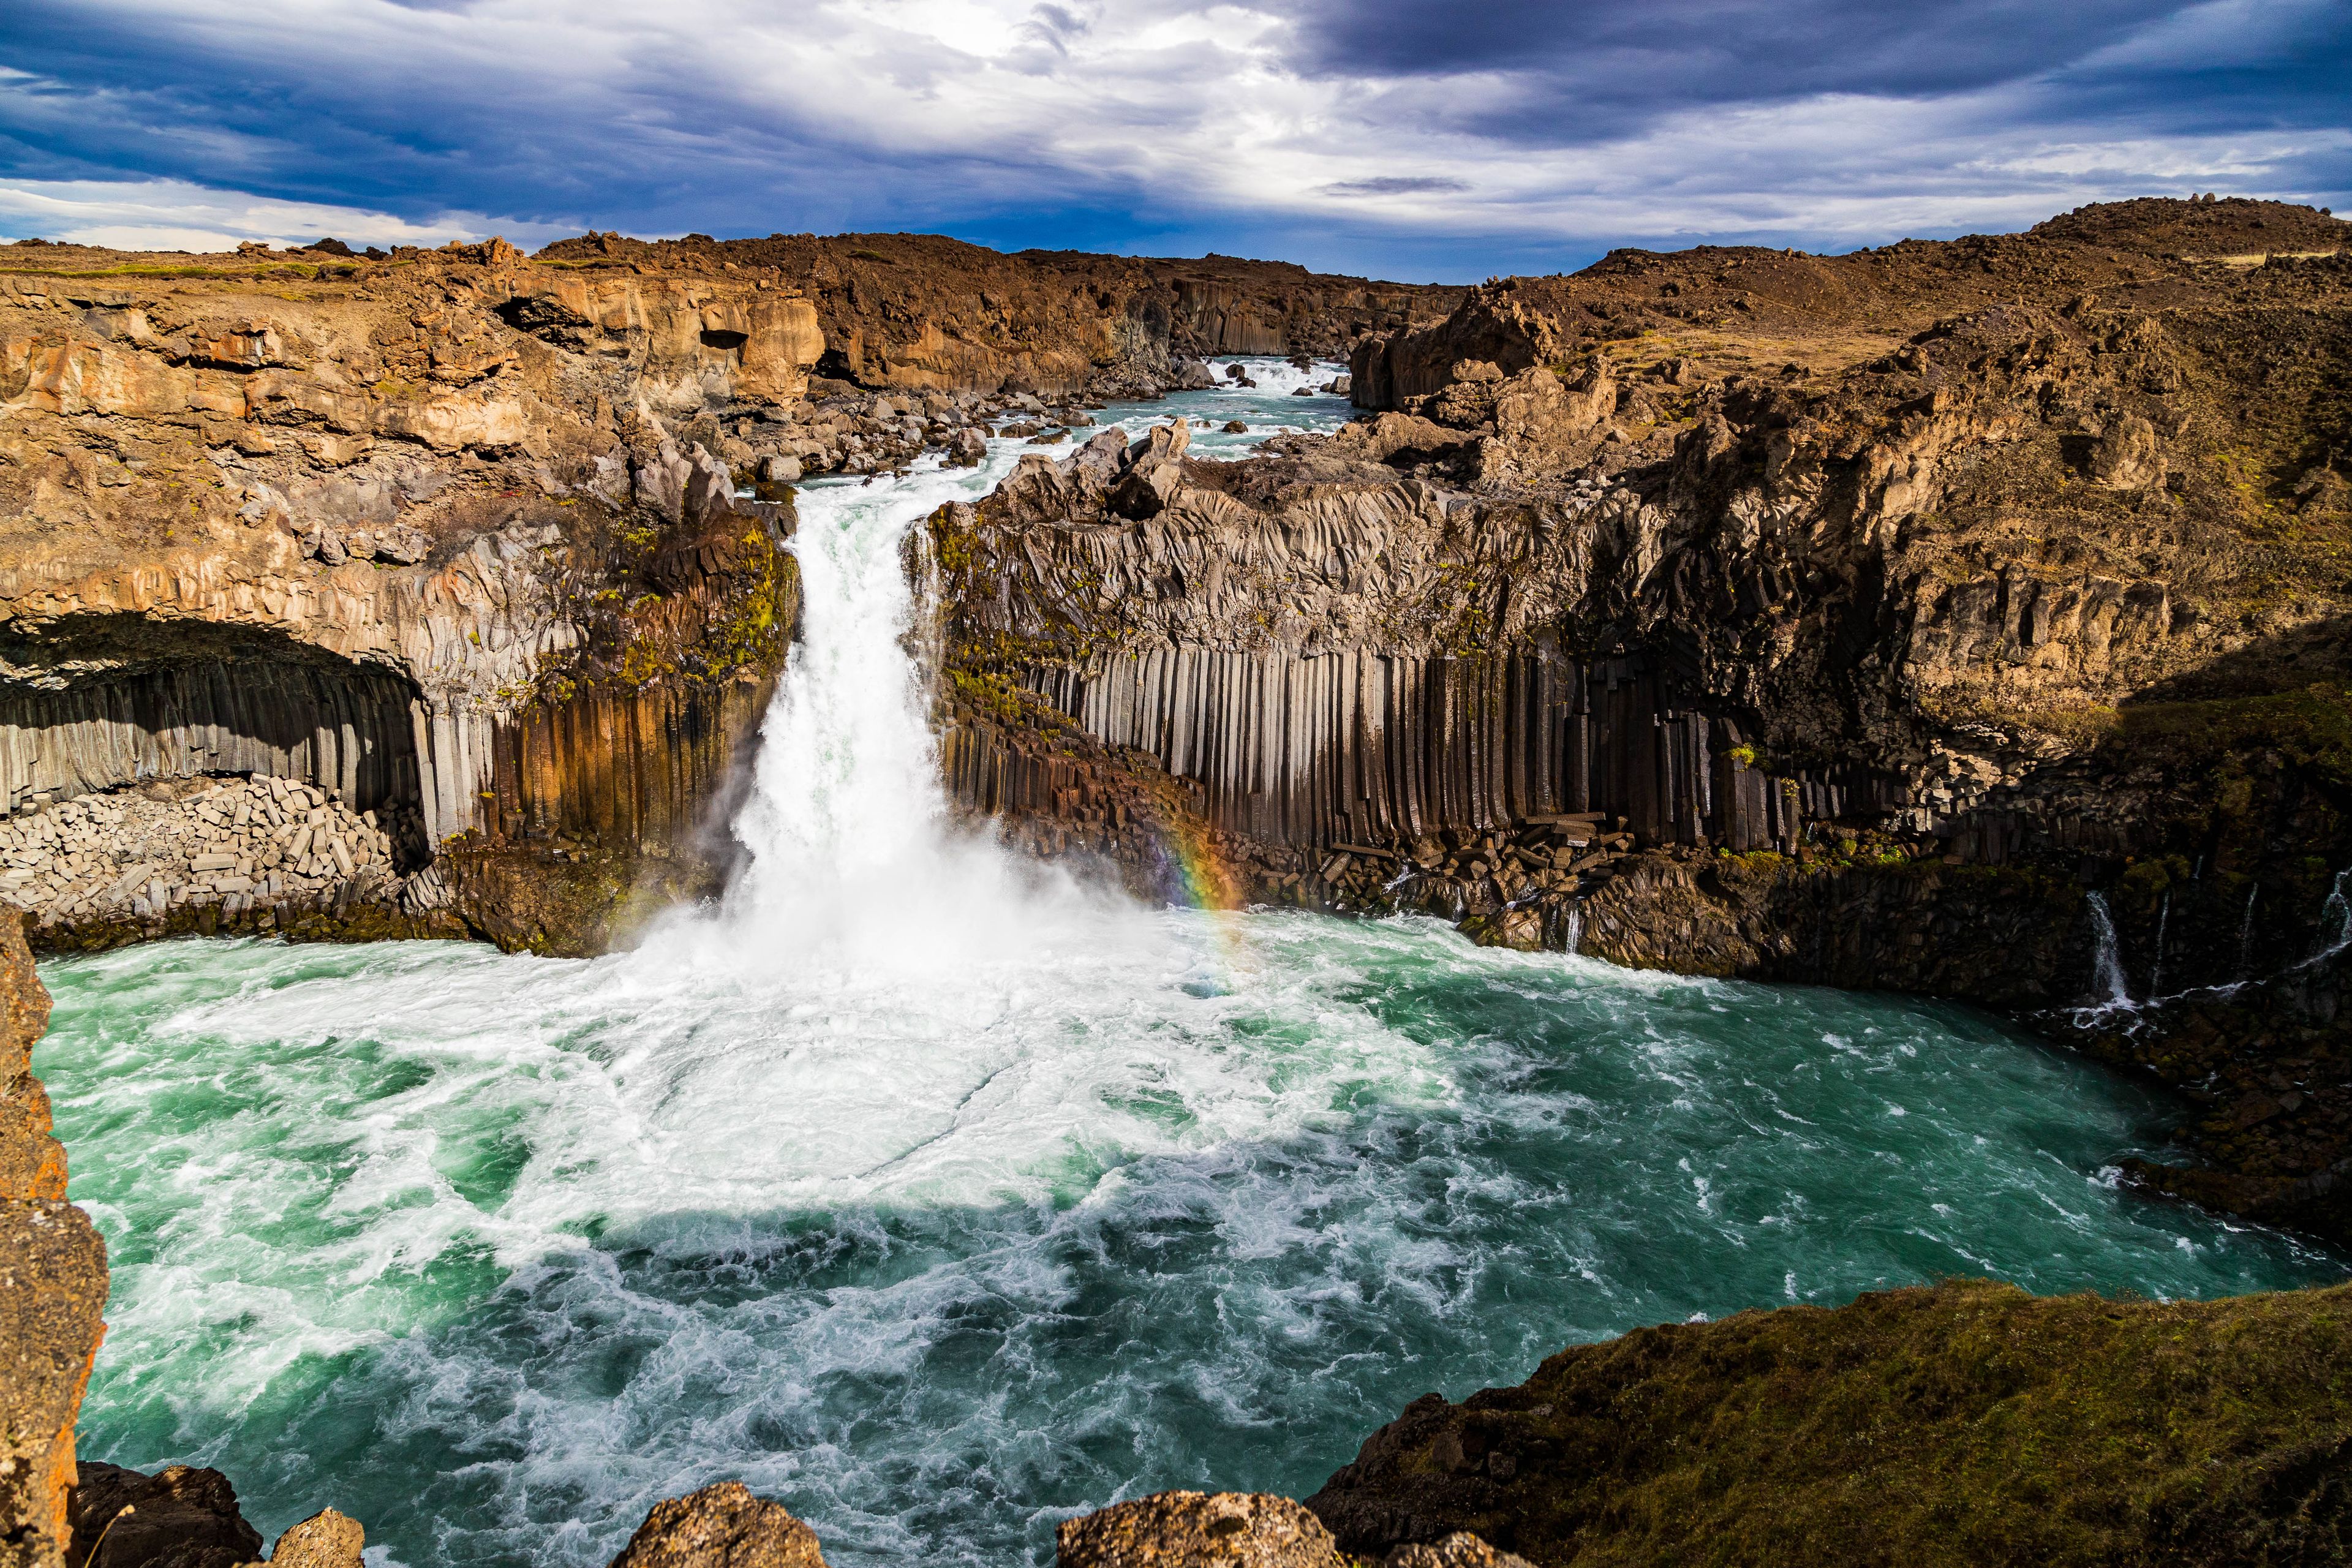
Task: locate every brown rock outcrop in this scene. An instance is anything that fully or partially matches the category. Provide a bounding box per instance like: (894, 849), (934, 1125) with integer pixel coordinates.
(262, 1509), (363, 1568)
(606, 1483), (826, 1568)
(66, 1463), (262, 1568)
(1058, 1491), (1345, 1568)
(1305, 1280), (2352, 1568)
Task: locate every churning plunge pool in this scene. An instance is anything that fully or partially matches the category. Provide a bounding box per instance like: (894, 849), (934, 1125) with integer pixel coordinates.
(32, 360), (2350, 1568)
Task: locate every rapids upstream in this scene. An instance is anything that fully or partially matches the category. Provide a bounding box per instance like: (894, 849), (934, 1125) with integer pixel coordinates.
(34, 362), (2346, 1568)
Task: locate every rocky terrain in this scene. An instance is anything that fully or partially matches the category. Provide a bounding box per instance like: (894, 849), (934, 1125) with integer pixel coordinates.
(1305, 1278), (2352, 1567)
(925, 196), (2352, 1239)
(7, 198), (2352, 1567)
(0, 231), (1446, 954)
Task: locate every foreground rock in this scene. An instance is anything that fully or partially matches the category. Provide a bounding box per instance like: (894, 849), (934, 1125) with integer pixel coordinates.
(1058, 1492), (1344, 1568)
(1306, 1279), (2352, 1567)
(64, 1464), (363, 1568)
(67, 1463), (262, 1568)
(606, 1484), (825, 1568)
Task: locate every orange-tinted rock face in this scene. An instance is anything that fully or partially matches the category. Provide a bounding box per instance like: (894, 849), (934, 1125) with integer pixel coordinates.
(0, 910), (108, 1568)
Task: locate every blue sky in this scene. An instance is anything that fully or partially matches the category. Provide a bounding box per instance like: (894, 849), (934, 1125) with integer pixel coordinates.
(1, 0), (2345, 282)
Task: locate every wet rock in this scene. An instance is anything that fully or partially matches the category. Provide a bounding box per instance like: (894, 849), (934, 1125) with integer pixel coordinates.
(608, 1482), (826, 1568)
(1058, 1491), (1345, 1568)
(1174, 359), (1217, 390)
(1460, 907), (1543, 951)
(67, 1463), (262, 1568)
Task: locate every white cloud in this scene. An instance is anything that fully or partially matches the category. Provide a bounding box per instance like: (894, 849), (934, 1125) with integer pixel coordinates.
(2, 0), (2342, 272)
(0, 176), (574, 252)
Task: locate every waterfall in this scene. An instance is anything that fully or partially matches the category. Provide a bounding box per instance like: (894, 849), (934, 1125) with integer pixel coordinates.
(2086, 891), (2132, 1009)
(2237, 883), (2260, 980)
(2147, 889), (2170, 998)
(1563, 903), (1583, 956)
(627, 442), (1128, 981)
(2310, 868), (2352, 965)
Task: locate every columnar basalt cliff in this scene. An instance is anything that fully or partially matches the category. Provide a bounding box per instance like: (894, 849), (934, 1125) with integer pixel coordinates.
(927, 197), (2352, 1238)
(0, 232), (1438, 953)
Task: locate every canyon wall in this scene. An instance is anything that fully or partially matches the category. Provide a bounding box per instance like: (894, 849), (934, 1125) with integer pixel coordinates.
(0, 910), (105, 1568)
(535, 231), (1461, 398)
(931, 197), (2352, 1238)
(0, 230), (1436, 953)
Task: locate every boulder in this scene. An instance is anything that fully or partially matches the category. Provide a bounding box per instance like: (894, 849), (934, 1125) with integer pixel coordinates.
(66, 1463), (262, 1568)
(1330, 412), (1471, 466)
(1072, 426), (1133, 481)
(2090, 413), (2163, 489)
(1174, 360), (1217, 390)
(1058, 1491), (1344, 1568)
(1461, 907), (1544, 951)
(607, 1482), (826, 1568)
(265, 1509), (364, 1568)
(1383, 1536), (1533, 1568)
(945, 429), (988, 468)
(759, 455), (802, 484)
(1110, 459), (1185, 521)
(1125, 419), (1191, 468)
(1222, 421), (1249, 434)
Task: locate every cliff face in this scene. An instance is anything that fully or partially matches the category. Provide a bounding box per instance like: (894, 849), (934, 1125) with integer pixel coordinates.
(928, 197), (2352, 1236)
(0, 910), (107, 1568)
(535, 230), (1463, 397)
(0, 230), (1452, 954)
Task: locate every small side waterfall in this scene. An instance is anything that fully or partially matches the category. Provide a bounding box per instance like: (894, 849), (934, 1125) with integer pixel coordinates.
(2086, 891), (2132, 1009)
(1563, 902), (1584, 956)
(2310, 869), (2352, 965)
(2147, 889), (2171, 998)
(2237, 883), (2260, 980)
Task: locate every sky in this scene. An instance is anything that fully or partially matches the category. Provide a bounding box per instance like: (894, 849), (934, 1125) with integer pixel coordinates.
(1, 0), (2346, 282)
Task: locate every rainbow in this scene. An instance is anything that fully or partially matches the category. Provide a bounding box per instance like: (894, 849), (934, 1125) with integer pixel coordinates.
(1147, 804), (1254, 982)
(1156, 808), (1245, 914)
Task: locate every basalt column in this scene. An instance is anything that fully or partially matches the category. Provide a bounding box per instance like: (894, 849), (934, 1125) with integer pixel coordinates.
(1014, 644), (1890, 856)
